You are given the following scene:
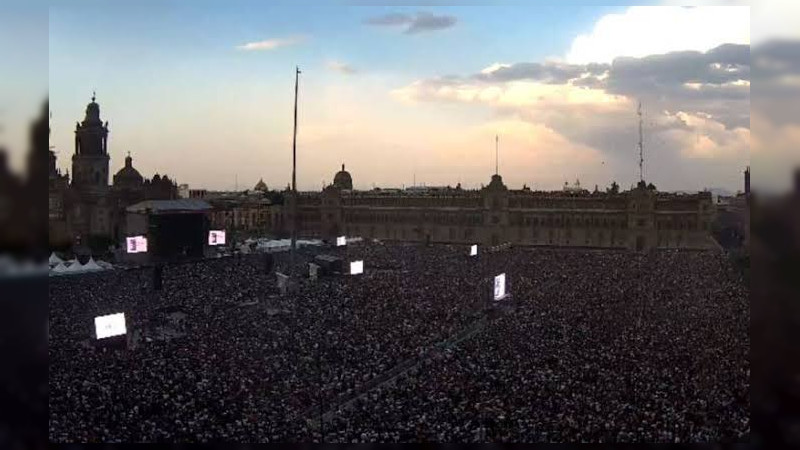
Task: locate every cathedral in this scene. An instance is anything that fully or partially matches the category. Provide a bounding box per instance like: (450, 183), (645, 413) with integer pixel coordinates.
(49, 95), (178, 250)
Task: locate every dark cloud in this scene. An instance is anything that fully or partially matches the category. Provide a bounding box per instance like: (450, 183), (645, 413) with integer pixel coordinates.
(364, 13), (412, 26)
(405, 12), (457, 34)
(364, 12), (457, 34)
(474, 61), (609, 84)
(606, 44), (750, 95)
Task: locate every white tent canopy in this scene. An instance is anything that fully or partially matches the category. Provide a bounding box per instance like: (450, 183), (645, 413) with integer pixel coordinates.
(49, 252), (64, 265)
(63, 261), (86, 273)
(49, 257), (112, 276)
(83, 258), (105, 272)
(50, 262), (68, 275)
(246, 238), (324, 253)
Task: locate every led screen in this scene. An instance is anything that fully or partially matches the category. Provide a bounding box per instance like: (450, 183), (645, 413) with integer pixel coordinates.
(470, 244), (478, 256)
(493, 273), (507, 301)
(350, 260), (364, 275)
(125, 236), (148, 254)
(208, 230), (226, 246)
(336, 236), (346, 247)
(94, 313), (127, 339)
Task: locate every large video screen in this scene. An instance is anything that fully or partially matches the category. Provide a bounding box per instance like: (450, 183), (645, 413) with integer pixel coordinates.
(125, 236), (148, 254)
(208, 230), (226, 246)
(470, 244), (478, 256)
(94, 313), (127, 339)
(336, 236), (346, 247)
(350, 260), (364, 275)
(493, 273), (507, 301)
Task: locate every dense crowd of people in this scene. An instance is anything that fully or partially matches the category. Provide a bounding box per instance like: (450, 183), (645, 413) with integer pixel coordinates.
(49, 242), (749, 442)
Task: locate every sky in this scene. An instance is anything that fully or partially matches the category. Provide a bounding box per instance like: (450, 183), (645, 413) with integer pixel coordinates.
(18, 0), (792, 192)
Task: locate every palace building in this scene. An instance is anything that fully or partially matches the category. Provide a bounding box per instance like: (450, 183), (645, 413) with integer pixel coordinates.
(285, 165), (716, 251)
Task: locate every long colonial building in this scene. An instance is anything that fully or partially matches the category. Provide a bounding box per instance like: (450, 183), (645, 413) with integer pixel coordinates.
(285, 166), (716, 251)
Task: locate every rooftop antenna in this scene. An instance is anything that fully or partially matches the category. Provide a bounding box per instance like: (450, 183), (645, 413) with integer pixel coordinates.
(495, 134), (499, 175)
(637, 101), (644, 183)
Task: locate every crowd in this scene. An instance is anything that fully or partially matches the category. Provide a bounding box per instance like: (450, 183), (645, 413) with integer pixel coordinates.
(49, 242), (749, 442)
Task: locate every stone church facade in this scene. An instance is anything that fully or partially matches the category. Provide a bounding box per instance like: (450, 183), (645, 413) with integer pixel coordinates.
(49, 95), (178, 249)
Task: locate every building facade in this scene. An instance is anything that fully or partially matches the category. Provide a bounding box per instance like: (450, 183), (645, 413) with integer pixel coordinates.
(49, 95), (179, 249)
(284, 167), (716, 251)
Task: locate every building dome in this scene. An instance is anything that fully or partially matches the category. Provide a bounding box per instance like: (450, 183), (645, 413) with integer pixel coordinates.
(254, 178), (268, 192)
(333, 163), (353, 190)
(486, 173), (506, 191)
(83, 92), (102, 125)
(113, 153), (144, 188)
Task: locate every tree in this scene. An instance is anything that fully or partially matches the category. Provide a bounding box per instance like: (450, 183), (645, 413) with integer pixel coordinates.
(647, 182), (657, 191)
(607, 181), (620, 194)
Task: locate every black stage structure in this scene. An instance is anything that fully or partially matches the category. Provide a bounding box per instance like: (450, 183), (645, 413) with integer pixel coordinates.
(124, 199), (213, 265)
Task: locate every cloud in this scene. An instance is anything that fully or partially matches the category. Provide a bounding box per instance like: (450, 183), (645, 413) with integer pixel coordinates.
(662, 0), (800, 46)
(391, 41), (751, 192)
(405, 12), (457, 34)
(364, 12), (457, 34)
(475, 61), (609, 84)
(364, 12), (413, 26)
(565, 6), (749, 64)
(235, 35), (306, 51)
(326, 60), (357, 75)
(605, 44), (750, 130)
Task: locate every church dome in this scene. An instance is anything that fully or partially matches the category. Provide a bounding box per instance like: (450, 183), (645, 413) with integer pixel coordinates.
(113, 154), (143, 188)
(333, 163), (353, 190)
(83, 92), (103, 125)
(254, 178), (268, 192)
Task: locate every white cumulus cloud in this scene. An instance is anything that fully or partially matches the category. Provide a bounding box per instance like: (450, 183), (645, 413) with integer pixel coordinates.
(566, 6), (749, 64)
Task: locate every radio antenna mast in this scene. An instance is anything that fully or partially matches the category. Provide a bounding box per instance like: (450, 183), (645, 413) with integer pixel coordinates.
(637, 101), (644, 183)
(495, 134), (499, 175)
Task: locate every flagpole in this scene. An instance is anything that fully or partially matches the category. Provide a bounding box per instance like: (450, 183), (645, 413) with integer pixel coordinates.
(291, 66), (300, 277)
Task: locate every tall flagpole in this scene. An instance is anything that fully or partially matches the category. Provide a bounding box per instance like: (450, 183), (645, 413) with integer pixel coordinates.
(291, 66), (300, 276)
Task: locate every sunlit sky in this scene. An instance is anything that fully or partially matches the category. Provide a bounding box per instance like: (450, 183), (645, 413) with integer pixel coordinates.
(9, 1), (786, 192)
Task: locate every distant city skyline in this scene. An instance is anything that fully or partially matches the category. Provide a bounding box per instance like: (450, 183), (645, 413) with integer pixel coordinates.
(32, 2), (782, 192)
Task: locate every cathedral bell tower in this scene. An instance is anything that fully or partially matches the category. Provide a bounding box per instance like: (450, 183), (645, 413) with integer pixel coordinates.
(71, 92), (110, 193)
